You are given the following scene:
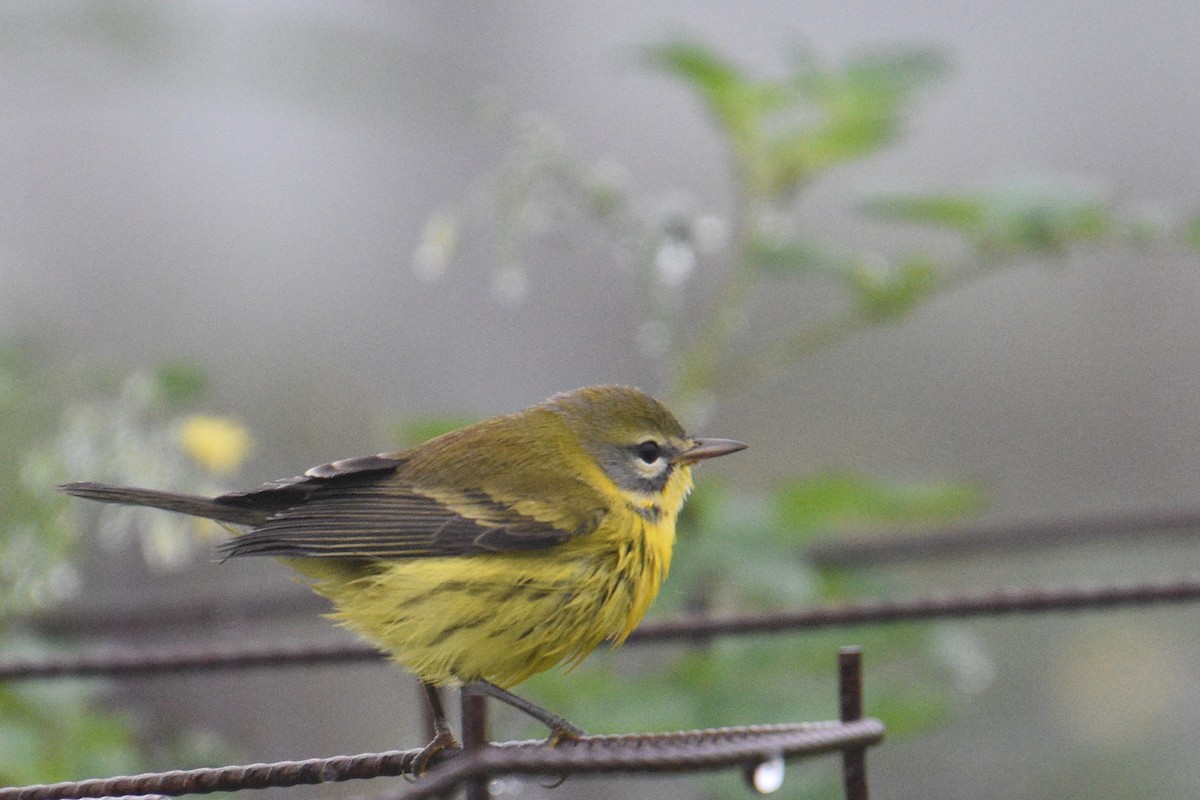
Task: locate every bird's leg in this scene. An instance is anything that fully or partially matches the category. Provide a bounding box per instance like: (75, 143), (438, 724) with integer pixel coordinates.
(411, 682), (462, 776)
(465, 680), (587, 744)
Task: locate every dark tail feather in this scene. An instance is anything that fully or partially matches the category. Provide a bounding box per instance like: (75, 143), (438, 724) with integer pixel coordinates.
(59, 482), (265, 526)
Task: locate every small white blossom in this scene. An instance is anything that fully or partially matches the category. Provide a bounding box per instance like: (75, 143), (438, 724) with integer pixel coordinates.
(654, 240), (696, 286)
(491, 266), (528, 305)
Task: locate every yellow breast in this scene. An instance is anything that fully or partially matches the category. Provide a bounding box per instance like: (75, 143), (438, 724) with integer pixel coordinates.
(303, 466), (690, 689)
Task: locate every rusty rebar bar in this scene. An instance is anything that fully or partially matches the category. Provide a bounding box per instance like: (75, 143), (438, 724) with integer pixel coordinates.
(0, 749), (425, 800)
(4, 578), (1200, 681)
(0, 637), (379, 681)
(807, 507), (1200, 568)
(0, 720), (886, 800)
(21, 593), (328, 638)
(403, 720), (887, 800)
(625, 577), (1200, 643)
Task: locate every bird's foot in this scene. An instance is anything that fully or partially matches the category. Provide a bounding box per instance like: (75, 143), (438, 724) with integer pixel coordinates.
(545, 719), (588, 747)
(409, 729), (462, 778)
(536, 722), (587, 789)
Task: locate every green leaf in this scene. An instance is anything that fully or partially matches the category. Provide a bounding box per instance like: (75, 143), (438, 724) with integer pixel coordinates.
(843, 255), (941, 321)
(643, 39), (762, 144)
(775, 472), (983, 538)
(153, 360), (209, 405)
(0, 681), (141, 785)
(979, 187), (1113, 254)
(866, 184), (1118, 255)
(643, 40), (743, 98)
(759, 46), (948, 192)
(839, 47), (951, 98)
(748, 235), (859, 275)
(647, 41), (946, 199)
(861, 193), (986, 232)
(867, 683), (950, 737)
(667, 482), (819, 612)
(1182, 216), (1200, 250)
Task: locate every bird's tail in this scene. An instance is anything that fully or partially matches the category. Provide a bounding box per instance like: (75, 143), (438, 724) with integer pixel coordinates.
(59, 482), (264, 526)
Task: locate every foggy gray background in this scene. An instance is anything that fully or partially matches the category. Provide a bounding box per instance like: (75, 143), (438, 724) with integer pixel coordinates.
(5, 2), (1200, 798)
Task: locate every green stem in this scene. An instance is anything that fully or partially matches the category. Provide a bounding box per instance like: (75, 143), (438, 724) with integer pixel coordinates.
(671, 187), (759, 404)
(726, 253), (1016, 392)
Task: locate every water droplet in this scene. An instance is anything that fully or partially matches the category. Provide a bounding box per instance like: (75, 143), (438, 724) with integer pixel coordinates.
(488, 776), (527, 795)
(746, 754), (785, 794)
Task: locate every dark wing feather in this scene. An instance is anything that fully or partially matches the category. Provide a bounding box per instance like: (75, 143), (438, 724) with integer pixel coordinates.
(215, 454), (405, 512)
(220, 481), (602, 560)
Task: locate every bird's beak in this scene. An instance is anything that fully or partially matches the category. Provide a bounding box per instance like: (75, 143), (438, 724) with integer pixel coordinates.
(679, 437), (748, 463)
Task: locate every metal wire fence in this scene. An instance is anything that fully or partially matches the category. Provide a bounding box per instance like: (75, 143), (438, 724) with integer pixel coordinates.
(5, 509), (1200, 799)
(0, 649), (881, 800)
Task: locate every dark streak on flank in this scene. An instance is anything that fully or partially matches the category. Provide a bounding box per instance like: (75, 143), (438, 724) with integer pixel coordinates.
(426, 613), (492, 647)
(493, 576), (534, 603)
(406, 580), (470, 606)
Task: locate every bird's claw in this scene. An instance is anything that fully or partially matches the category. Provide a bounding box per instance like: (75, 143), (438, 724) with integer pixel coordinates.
(408, 730), (462, 779)
(545, 722), (587, 747)
(537, 725), (587, 790)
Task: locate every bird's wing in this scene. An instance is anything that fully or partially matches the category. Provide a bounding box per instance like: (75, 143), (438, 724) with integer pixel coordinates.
(217, 454), (604, 560)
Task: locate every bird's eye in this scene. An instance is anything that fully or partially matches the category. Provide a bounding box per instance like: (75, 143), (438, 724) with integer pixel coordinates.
(635, 440), (662, 464)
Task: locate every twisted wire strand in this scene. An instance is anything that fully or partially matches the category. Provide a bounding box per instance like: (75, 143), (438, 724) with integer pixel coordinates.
(0, 720), (885, 800)
(4, 578), (1200, 680)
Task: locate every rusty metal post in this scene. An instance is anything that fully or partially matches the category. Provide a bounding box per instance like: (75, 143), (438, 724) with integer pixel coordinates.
(838, 646), (868, 800)
(462, 687), (490, 800)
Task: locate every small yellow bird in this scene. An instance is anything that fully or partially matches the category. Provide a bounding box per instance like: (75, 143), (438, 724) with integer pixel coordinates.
(61, 385), (745, 768)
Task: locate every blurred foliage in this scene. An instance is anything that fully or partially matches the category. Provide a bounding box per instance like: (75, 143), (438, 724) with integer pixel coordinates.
(1, 349), (249, 784)
(1186, 216), (1200, 251)
(0, 675), (141, 786)
(415, 35), (1195, 800)
(644, 41), (948, 199)
(0, 343), (80, 614)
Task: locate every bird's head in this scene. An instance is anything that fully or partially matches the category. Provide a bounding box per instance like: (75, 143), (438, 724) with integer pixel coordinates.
(542, 385), (746, 509)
